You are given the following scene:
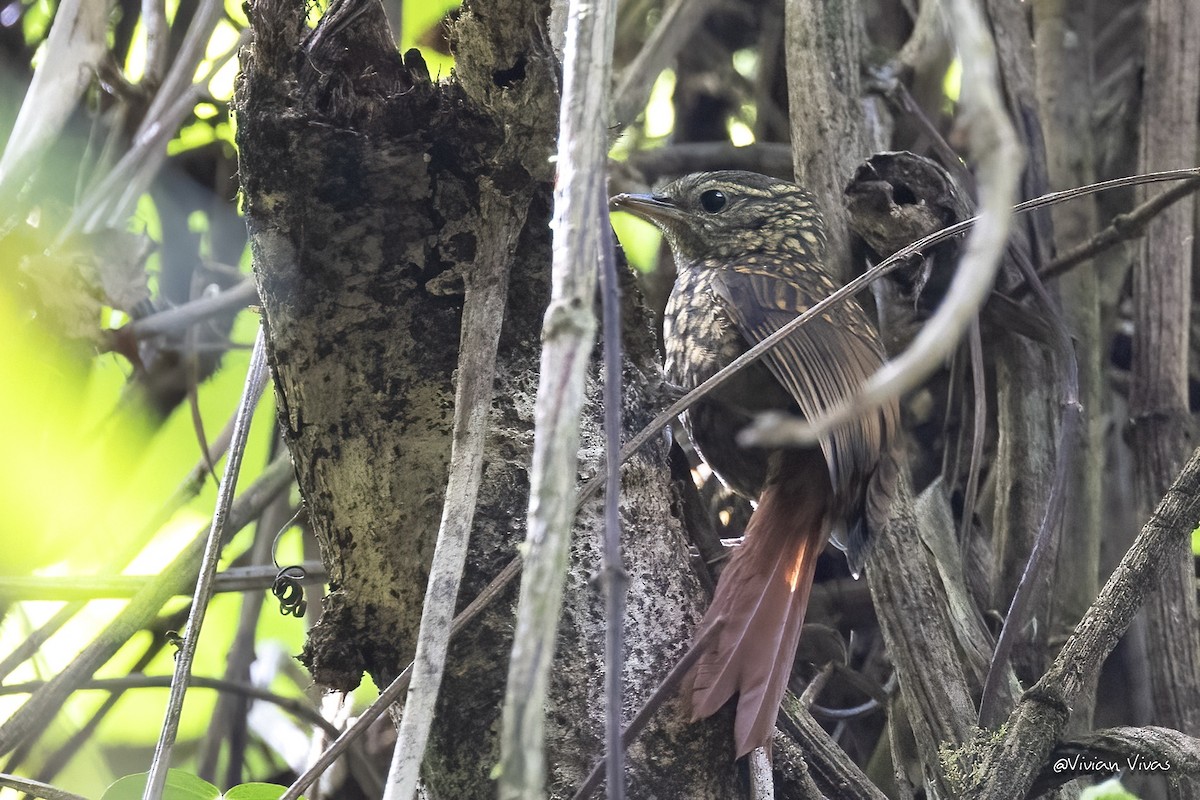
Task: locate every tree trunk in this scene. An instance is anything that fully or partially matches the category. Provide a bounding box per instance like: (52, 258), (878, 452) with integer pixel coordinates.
(785, 0), (890, 280)
(1131, 0), (1200, 787)
(1032, 0), (1103, 735)
(236, 0), (739, 795)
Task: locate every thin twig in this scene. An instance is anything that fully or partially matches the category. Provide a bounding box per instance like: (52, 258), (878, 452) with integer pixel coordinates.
(598, 181), (629, 799)
(797, 663), (834, 709)
(496, 0), (616, 793)
(128, 279), (259, 340)
(979, 245), (1081, 726)
(142, 328), (269, 800)
(941, 340), (965, 486)
(185, 332), (219, 486)
(0, 676), (341, 738)
(0, 562), (324, 601)
(0, 772), (89, 800)
(199, 476), (294, 784)
(959, 318), (985, 558)
(1021, 177), (1200, 295)
(612, 0), (722, 127)
(0, 454), (293, 758)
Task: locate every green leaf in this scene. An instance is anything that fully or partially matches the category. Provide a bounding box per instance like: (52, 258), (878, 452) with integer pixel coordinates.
(100, 770), (220, 800)
(224, 783), (299, 800)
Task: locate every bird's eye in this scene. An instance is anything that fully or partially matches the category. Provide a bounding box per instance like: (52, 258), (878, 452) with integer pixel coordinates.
(699, 189), (728, 213)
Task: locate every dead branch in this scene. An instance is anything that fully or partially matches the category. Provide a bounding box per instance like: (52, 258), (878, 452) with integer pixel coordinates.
(971, 444), (1200, 799)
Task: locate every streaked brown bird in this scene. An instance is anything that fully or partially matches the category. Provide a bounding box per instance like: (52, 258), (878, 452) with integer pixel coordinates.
(611, 171), (898, 757)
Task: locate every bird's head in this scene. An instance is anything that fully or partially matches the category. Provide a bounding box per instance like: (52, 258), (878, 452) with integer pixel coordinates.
(610, 171), (827, 265)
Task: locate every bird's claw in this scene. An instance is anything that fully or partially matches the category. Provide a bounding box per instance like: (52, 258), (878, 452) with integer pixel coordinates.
(658, 379), (687, 405)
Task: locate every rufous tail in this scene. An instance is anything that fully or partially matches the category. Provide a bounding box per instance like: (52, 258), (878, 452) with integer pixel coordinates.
(688, 481), (828, 757)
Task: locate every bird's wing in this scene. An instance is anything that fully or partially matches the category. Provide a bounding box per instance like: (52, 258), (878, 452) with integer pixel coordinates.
(710, 260), (894, 503)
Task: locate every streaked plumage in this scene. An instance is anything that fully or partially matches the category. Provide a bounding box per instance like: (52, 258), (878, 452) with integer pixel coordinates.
(612, 170), (898, 757)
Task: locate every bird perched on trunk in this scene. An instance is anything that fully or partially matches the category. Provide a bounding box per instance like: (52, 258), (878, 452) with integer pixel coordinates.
(611, 171), (898, 758)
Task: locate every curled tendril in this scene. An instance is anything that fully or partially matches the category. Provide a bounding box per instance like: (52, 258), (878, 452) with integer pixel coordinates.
(810, 697), (881, 721)
(272, 565), (308, 617)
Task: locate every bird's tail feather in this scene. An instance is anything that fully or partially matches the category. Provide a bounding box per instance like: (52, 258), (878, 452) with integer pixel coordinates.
(688, 482), (827, 757)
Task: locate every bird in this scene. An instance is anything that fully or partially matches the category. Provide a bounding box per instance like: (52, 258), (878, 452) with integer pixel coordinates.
(610, 170), (898, 758)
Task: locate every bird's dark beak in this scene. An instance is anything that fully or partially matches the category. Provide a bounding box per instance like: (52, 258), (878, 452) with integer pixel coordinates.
(609, 192), (683, 227)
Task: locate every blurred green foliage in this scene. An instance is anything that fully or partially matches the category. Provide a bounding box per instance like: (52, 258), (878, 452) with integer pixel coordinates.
(404, 0), (458, 78)
(0, 0), (472, 791)
(1080, 778), (1140, 800)
(21, 0), (53, 45)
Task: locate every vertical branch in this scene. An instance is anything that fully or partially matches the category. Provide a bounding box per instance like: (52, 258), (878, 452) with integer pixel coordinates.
(1131, 0), (1200, 778)
(382, 184), (526, 800)
(597, 199), (627, 799)
(981, 0), (1059, 686)
(198, 470), (293, 785)
(143, 330), (269, 800)
(1031, 0), (1102, 729)
(497, 0), (617, 795)
(133, 0), (225, 144)
(611, 0), (721, 128)
(866, 467), (977, 796)
(141, 0), (170, 85)
(784, 0), (891, 278)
